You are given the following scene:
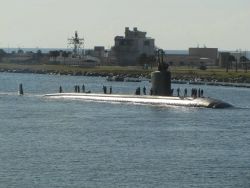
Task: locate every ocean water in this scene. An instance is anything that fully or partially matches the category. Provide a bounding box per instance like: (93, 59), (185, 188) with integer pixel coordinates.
(0, 72), (250, 188)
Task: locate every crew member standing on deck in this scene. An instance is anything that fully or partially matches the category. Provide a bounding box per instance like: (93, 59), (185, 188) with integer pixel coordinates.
(103, 86), (107, 94)
(59, 86), (63, 93)
(184, 88), (187, 97)
(143, 86), (146, 95)
(177, 88), (180, 97)
(82, 84), (85, 93)
(110, 86), (112, 94)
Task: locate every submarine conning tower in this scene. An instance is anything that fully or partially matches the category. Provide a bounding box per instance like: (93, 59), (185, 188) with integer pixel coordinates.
(151, 49), (171, 96)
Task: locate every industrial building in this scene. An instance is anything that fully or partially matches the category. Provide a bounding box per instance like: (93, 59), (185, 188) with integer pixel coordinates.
(112, 27), (155, 66)
(189, 47), (218, 64)
(165, 47), (218, 67)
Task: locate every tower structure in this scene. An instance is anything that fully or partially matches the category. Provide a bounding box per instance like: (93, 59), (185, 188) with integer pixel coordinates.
(68, 31), (84, 57)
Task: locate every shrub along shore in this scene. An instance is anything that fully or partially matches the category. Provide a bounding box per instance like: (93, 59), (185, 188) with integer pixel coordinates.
(1, 63), (250, 84)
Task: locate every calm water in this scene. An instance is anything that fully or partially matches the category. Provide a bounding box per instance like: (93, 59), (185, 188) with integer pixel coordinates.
(0, 72), (250, 188)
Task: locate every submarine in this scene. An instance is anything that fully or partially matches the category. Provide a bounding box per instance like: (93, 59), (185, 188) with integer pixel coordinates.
(44, 50), (232, 109)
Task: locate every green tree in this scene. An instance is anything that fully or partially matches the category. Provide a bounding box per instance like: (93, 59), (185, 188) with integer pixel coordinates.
(62, 51), (69, 62)
(17, 48), (24, 54)
(148, 55), (156, 69)
(137, 53), (156, 69)
(49, 50), (60, 62)
(227, 55), (236, 72)
(240, 56), (249, 73)
(138, 53), (148, 66)
(0, 49), (7, 62)
(34, 49), (43, 62)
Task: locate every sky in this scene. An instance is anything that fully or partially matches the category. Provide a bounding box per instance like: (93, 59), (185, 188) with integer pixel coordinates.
(1, 0), (250, 50)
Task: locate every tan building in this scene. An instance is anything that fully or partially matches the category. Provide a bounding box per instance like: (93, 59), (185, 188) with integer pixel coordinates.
(164, 47), (218, 67)
(189, 47), (218, 65)
(165, 54), (214, 67)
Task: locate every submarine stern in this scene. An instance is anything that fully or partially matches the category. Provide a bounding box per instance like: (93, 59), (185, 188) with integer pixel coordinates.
(194, 97), (233, 109)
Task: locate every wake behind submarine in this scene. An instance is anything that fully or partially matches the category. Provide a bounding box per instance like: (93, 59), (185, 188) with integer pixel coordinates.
(44, 50), (232, 109)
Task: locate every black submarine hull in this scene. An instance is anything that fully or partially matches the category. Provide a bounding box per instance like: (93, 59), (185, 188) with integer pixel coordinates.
(44, 93), (232, 109)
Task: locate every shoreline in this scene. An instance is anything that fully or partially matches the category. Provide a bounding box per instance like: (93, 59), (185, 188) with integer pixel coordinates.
(1, 63), (250, 88)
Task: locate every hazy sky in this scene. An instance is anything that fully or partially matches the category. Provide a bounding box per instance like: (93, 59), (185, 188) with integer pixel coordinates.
(1, 0), (249, 50)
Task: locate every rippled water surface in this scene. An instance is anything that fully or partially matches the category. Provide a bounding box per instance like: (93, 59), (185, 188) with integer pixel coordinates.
(0, 72), (250, 187)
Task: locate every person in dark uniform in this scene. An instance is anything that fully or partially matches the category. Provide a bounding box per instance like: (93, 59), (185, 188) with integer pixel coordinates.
(184, 88), (187, 97)
(135, 87), (141, 95)
(201, 89), (204, 97)
(194, 88), (197, 98)
(103, 86), (107, 94)
(150, 88), (153, 95)
(82, 84), (85, 93)
(59, 86), (63, 93)
(177, 88), (180, 97)
(143, 86), (146, 95)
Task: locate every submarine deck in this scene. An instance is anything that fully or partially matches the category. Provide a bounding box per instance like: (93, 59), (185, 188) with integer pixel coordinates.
(44, 93), (232, 109)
